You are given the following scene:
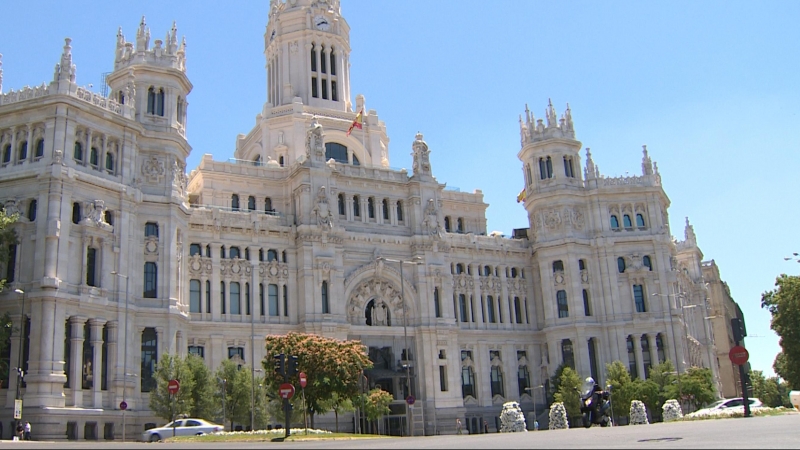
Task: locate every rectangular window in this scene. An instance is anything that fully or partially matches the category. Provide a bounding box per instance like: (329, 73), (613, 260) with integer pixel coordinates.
(144, 222), (159, 237)
(228, 346), (245, 361)
(557, 290), (569, 318)
(627, 336), (638, 378)
(321, 79), (328, 99)
(220, 282), (226, 314)
(458, 294), (468, 323)
(283, 285), (289, 317)
(269, 284), (279, 316)
(633, 284), (646, 312)
(487, 296), (496, 323)
(245, 282), (251, 315)
(140, 327), (157, 392)
(230, 282), (241, 315)
(188, 346), (204, 359)
(259, 283), (265, 316)
(205, 280), (211, 313)
(190, 280), (201, 313)
(86, 247), (98, 287)
(588, 338), (599, 381)
(583, 289), (592, 316)
(439, 365), (448, 392)
(514, 297), (522, 324)
(490, 366), (504, 397)
(143, 262), (157, 298)
(434, 287), (441, 318)
(517, 364), (530, 397)
(101, 325), (108, 390)
(311, 77), (318, 98)
(321, 281), (329, 314)
(331, 80), (338, 101)
(5, 244), (17, 282)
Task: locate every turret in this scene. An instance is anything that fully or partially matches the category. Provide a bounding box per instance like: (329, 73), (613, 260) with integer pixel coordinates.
(105, 17), (192, 143)
(264, 0), (351, 111)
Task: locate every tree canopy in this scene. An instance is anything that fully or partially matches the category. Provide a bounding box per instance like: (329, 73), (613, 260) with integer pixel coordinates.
(262, 332), (373, 424)
(552, 366), (582, 427)
(750, 369), (792, 408)
(148, 353), (196, 423)
(761, 274), (800, 389)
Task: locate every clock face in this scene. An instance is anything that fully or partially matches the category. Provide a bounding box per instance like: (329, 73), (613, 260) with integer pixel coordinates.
(314, 15), (330, 31)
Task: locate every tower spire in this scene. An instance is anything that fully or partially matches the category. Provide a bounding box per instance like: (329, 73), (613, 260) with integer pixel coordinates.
(641, 144), (653, 175)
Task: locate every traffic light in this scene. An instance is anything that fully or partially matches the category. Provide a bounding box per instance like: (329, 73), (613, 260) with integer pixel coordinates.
(288, 355), (299, 376)
(731, 318), (746, 344)
(274, 353), (285, 377)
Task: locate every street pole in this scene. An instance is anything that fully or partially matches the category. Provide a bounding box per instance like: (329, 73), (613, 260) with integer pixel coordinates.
(13, 289), (25, 429)
(400, 261), (412, 437)
(654, 292), (683, 410)
(250, 282), (255, 433)
(112, 272), (129, 442)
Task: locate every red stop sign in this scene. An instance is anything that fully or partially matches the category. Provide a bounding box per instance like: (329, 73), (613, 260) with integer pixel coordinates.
(729, 345), (749, 366)
(299, 372), (307, 389)
(279, 383), (296, 399)
(168, 379), (180, 395)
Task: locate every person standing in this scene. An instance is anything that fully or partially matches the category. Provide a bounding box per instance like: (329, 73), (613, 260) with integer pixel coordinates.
(23, 421), (31, 440)
(456, 418), (463, 435)
(483, 419), (489, 434)
(15, 423), (23, 440)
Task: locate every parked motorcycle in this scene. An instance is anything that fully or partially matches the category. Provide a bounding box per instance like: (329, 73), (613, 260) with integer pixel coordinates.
(579, 377), (612, 428)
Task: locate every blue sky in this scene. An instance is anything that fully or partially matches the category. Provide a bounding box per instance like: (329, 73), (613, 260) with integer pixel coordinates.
(2, 0), (798, 379)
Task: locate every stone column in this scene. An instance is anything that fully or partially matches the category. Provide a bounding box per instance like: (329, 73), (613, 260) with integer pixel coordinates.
(90, 319), (106, 408)
(499, 266), (510, 327)
(70, 316), (86, 407)
(648, 333), (660, 366)
(211, 243), (222, 321)
(633, 334), (645, 380)
(105, 321), (118, 403)
(315, 45), (322, 99)
(24, 126), (32, 164)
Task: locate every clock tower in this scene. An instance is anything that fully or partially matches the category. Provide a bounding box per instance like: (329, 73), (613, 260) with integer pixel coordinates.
(265, 0), (351, 111)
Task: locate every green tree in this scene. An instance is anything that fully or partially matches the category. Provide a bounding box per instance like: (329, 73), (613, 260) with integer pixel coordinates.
(553, 366), (582, 427)
(604, 361), (635, 422)
(262, 333), (373, 428)
(319, 392), (355, 432)
(645, 360), (678, 421)
(761, 274), (800, 389)
(215, 359), (253, 431)
(148, 353), (195, 423)
(750, 369), (791, 408)
(0, 212), (19, 292)
(185, 354), (216, 420)
(670, 366), (715, 411)
(358, 388), (392, 435)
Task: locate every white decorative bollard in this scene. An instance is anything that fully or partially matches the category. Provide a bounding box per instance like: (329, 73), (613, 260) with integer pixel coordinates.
(629, 400), (649, 425)
(662, 399), (684, 421)
(499, 401), (528, 432)
(549, 402), (569, 430)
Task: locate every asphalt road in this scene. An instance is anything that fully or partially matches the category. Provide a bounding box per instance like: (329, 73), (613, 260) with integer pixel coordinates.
(4, 414), (799, 449)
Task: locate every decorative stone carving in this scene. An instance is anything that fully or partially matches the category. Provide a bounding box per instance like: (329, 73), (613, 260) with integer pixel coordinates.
(3, 199), (20, 217)
(142, 156), (165, 184)
(81, 200), (112, 231)
(172, 159), (187, 196)
(305, 116), (325, 162)
(313, 186), (334, 229)
(422, 198), (443, 239)
(347, 277), (404, 325)
(544, 209), (562, 231)
(144, 236), (159, 255)
(188, 254), (213, 276)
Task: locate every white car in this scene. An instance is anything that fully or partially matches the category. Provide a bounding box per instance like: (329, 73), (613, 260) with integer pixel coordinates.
(141, 418), (223, 442)
(687, 397), (763, 417)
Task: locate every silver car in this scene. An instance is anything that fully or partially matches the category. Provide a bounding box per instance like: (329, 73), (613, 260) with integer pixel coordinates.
(141, 418), (223, 442)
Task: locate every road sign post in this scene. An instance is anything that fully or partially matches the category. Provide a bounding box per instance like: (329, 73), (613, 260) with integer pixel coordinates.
(279, 383), (295, 439)
(168, 379), (180, 438)
(729, 346), (749, 366)
(299, 372), (308, 435)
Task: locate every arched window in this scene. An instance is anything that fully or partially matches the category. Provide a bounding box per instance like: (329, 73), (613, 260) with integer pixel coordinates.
(623, 214), (632, 228)
(156, 88), (165, 116)
(145, 222), (159, 237)
(147, 87), (156, 114)
(248, 196), (256, 211)
(636, 213), (646, 228)
(610, 215), (620, 229)
(72, 202), (81, 224)
(324, 142), (349, 164)
(143, 262), (157, 298)
(264, 197), (273, 213)
(73, 142), (83, 161)
(229, 247), (240, 259)
(557, 290), (569, 318)
(353, 195), (360, 217)
(2, 144), (11, 164)
(27, 200), (37, 222)
(18, 141), (27, 161)
(444, 216), (451, 232)
(279, 156), (284, 166)
(511, 267), (518, 278)
(190, 279), (201, 313)
(330, 50), (336, 75)
(189, 243), (201, 256)
(434, 287), (441, 318)
(396, 200), (404, 221)
(579, 259), (586, 270)
(35, 138), (44, 158)
(539, 158), (547, 180)
(220, 282), (226, 314)
(335, 194), (344, 215)
(231, 194), (240, 211)
(563, 156), (574, 177)
(321, 281), (329, 314)
(104, 210), (113, 225)
(105, 152), (114, 171)
(230, 282), (241, 315)
(90, 147), (99, 166)
(457, 217), (464, 233)
(267, 249), (278, 262)
(484, 265), (491, 276)
(269, 284), (279, 316)
(382, 199), (389, 220)
(546, 156), (553, 178)
(367, 197), (375, 219)
(456, 263), (464, 274)
(643, 255), (652, 271)
(617, 257), (626, 273)
(514, 297), (522, 324)
(552, 260), (564, 272)
(461, 365), (476, 399)
(310, 44), (317, 72)
(561, 339), (575, 369)
(487, 296), (496, 323)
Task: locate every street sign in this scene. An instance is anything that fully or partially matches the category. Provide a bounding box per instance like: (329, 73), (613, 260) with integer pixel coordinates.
(406, 395), (415, 406)
(299, 372), (307, 388)
(168, 379), (181, 395)
(279, 383), (296, 400)
(13, 399), (22, 419)
(119, 401), (128, 411)
(729, 345), (749, 366)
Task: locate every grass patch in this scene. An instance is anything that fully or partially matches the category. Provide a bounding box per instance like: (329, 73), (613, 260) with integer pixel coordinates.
(169, 430), (389, 443)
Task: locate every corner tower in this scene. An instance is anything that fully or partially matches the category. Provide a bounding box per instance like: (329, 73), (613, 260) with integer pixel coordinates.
(265, 0), (351, 111)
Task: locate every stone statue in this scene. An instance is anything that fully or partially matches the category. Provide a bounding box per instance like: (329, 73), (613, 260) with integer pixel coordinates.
(422, 198), (442, 238)
(313, 186), (333, 228)
(306, 117), (325, 161)
(372, 301), (388, 326)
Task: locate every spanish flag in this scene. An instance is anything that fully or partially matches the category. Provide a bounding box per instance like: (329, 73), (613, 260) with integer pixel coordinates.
(516, 189), (527, 203)
(346, 109), (364, 136)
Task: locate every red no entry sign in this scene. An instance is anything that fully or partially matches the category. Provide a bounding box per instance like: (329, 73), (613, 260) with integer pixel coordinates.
(168, 379), (181, 395)
(279, 382), (296, 400)
(729, 345), (749, 366)
(299, 372), (307, 389)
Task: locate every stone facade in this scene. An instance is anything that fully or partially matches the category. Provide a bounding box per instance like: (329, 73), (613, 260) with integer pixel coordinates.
(0, 0), (731, 441)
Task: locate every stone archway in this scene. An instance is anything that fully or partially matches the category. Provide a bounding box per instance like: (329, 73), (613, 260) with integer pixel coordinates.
(347, 278), (403, 326)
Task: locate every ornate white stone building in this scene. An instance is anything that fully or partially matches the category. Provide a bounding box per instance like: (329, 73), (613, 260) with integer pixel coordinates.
(0, 0), (735, 440)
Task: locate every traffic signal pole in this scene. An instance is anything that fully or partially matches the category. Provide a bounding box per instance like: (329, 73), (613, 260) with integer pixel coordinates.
(731, 318), (751, 418)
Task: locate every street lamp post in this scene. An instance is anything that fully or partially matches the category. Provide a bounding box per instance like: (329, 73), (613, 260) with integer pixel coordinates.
(525, 384), (544, 430)
(376, 256), (422, 437)
(653, 292), (684, 409)
(111, 271), (130, 442)
(250, 283), (255, 433)
(13, 288), (25, 427)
